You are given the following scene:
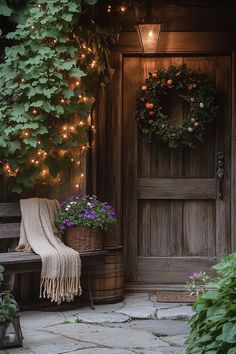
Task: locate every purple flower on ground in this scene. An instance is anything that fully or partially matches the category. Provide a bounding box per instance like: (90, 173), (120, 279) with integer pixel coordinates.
(189, 271), (206, 281)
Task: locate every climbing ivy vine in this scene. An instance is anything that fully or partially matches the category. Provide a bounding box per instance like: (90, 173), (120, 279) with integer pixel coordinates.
(0, 0), (114, 193)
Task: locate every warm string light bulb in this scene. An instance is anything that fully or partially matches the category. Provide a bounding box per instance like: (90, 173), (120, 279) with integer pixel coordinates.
(120, 4), (127, 13)
(107, 4), (112, 12)
(32, 109), (38, 115)
(23, 130), (29, 137)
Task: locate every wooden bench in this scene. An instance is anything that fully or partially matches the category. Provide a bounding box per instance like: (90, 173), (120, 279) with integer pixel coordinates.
(0, 202), (108, 309)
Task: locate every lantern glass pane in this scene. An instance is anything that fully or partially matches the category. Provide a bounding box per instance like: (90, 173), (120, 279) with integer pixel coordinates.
(137, 23), (161, 53)
(1, 323), (17, 347)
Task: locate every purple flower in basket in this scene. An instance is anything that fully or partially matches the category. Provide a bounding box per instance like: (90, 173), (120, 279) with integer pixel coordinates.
(56, 195), (117, 232)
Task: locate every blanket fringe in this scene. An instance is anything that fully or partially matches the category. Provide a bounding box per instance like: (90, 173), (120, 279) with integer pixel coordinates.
(40, 277), (82, 304)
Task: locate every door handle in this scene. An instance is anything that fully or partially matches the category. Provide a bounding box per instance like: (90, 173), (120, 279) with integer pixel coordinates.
(216, 152), (224, 199)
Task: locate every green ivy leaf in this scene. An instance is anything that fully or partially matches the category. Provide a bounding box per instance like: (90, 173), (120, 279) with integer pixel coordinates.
(0, 0), (12, 16)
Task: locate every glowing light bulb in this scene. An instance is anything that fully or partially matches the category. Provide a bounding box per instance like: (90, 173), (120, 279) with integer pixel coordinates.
(148, 31), (153, 38)
(75, 184), (79, 188)
(83, 44), (86, 49)
(38, 140), (41, 144)
(24, 131), (29, 137)
(20, 78), (25, 83)
(71, 158), (74, 162)
(31, 25), (35, 30)
(81, 54), (85, 59)
(60, 98), (65, 104)
(63, 126), (67, 130)
(77, 161), (81, 165)
(32, 109), (38, 115)
(35, 160), (39, 165)
(120, 6), (127, 12)
(91, 60), (96, 68)
(37, 4), (42, 8)
(70, 126), (75, 131)
(79, 121), (84, 126)
(31, 159), (35, 163)
(91, 125), (95, 130)
(63, 134), (67, 139)
(75, 80), (80, 86)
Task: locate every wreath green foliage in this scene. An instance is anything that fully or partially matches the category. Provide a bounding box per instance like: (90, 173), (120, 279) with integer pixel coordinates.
(135, 64), (218, 148)
(0, 0), (114, 193)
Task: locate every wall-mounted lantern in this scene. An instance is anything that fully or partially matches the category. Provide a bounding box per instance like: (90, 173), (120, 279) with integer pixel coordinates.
(136, 0), (162, 53)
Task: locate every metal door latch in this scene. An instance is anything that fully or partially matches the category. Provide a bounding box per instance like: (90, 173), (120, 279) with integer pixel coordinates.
(216, 152), (224, 199)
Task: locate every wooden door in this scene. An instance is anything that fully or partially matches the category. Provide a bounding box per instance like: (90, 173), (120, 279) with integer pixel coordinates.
(123, 55), (232, 284)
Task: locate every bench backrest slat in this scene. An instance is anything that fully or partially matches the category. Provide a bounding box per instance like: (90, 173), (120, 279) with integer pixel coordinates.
(0, 203), (20, 218)
(0, 223), (20, 239)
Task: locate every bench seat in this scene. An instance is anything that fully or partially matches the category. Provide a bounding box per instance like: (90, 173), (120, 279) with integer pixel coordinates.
(1, 250), (108, 273)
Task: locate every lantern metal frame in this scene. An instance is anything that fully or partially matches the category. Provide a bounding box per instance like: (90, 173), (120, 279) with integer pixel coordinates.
(0, 292), (23, 349)
(136, 0), (162, 54)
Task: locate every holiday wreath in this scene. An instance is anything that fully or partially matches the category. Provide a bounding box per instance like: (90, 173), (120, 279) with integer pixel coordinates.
(135, 64), (218, 148)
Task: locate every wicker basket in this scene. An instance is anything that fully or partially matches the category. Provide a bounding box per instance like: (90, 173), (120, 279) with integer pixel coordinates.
(65, 227), (103, 252)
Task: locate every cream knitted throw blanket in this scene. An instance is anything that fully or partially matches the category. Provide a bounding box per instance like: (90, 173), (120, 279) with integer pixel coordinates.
(16, 198), (81, 304)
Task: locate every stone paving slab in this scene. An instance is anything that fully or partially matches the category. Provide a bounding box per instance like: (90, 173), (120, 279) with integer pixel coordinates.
(46, 322), (169, 351)
(76, 312), (129, 324)
(67, 349), (135, 354)
(141, 348), (186, 354)
(162, 334), (188, 347)
(116, 300), (157, 319)
(105, 319), (189, 336)
(157, 305), (194, 320)
(2, 330), (93, 354)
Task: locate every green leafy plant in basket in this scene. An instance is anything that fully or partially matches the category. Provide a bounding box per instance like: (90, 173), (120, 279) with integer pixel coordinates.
(56, 195), (116, 232)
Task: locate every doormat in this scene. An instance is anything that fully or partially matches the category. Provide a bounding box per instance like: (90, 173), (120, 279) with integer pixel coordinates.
(156, 290), (196, 303)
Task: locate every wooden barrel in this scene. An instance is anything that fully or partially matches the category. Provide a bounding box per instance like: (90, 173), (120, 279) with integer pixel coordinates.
(90, 245), (124, 304)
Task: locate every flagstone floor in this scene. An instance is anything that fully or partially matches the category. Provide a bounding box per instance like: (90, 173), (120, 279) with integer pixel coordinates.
(0, 293), (194, 354)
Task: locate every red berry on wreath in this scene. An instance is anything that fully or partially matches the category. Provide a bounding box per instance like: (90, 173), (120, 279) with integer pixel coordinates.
(167, 79), (173, 86)
(146, 102), (154, 110)
(149, 111), (155, 116)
